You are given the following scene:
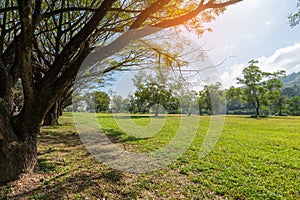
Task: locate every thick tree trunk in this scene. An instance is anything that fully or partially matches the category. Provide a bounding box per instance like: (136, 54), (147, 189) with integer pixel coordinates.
(43, 101), (60, 126)
(42, 88), (72, 126)
(0, 104), (38, 183)
(0, 134), (38, 183)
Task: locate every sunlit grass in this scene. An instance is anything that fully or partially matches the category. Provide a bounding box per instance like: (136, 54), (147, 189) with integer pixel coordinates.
(96, 114), (300, 199)
(1, 113), (299, 199)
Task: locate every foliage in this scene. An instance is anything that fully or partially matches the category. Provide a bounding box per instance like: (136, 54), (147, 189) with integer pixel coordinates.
(94, 91), (110, 112)
(282, 86), (300, 98)
(287, 96), (300, 116)
(237, 60), (285, 117)
(129, 71), (178, 115)
(198, 83), (225, 115)
(288, 0), (300, 27)
(111, 95), (130, 113)
(178, 90), (198, 116)
(225, 70), (300, 116)
(226, 86), (243, 111)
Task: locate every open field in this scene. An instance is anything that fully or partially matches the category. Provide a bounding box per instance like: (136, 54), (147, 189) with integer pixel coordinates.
(1, 113), (300, 199)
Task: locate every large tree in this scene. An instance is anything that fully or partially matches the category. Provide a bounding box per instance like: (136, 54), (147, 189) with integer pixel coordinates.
(237, 60), (285, 117)
(0, 0), (242, 182)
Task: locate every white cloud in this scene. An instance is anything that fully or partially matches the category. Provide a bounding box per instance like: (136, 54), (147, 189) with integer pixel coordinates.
(258, 43), (300, 74)
(220, 63), (245, 88)
(220, 43), (300, 88)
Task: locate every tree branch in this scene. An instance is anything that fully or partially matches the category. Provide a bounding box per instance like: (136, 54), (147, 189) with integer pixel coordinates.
(39, 0), (117, 90)
(17, 0), (35, 126)
(153, 0), (242, 28)
(0, 6), (18, 14)
(130, 0), (171, 29)
(42, 7), (142, 19)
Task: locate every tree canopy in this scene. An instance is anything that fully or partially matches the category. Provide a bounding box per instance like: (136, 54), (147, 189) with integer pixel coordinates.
(237, 60), (286, 117)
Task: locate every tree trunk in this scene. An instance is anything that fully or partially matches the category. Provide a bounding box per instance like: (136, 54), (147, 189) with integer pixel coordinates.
(42, 88), (72, 126)
(255, 106), (260, 118)
(279, 109), (282, 116)
(0, 134), (38, 183)
(188, 107), (192, 116)
(43, 101), (60, 126)
(198, 104), (203, 115)
(0, 107), (38, 183)
(155, 104), (159, 117)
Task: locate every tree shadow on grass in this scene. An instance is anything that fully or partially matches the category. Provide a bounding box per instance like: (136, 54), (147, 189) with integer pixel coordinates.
(97, 114), (172, 119)
(102, 128), (149, 143)
(1, 126), (141, 199)
(38, 130), (82, 148)
(6, 168), (128, 199)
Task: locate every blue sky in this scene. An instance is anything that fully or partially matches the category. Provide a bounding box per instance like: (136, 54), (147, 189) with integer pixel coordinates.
(196, 0), (300, 88)
(101, 1), (300, 96)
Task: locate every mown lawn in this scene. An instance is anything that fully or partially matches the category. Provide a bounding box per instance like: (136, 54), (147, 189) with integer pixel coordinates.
(1, 113), (299, 199)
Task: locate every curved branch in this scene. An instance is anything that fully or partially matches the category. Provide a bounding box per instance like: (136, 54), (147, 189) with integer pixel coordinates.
(42, 7), (142, 19)
(130, 0), (171, 29)
(153, 0), (242, 28)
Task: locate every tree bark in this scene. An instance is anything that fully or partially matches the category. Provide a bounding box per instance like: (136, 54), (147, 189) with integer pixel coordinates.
(255, 106), (260, 118)
(42, 88), (73, 126)
(155, 104), (159, 117)
(0, 100), (38, 183)
(43, 101), (60, 126)
(198, 104), (203, 115)
(0, 133), (38, 183)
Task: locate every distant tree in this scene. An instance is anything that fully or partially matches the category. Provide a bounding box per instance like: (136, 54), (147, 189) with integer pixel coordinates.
(269, 90), (287, 116)
(198, 88), (208, 115)
(282, 87), (298, 98)
(178, 90), (198, 116)
(287, 96), (300, 116)
(111, 95), (131, 113)
(94, 91), (110, 112)
(122, 98), (130, 112)
(130, 71), (180, 116)
(111, 95), (124, 113)
(226, 86), (243, 112)
(237, 60), (285, 117)
(132, 81), (174, 116)
(197, 83), (225, 115)
(273, 96), (287, 116)
(165, 96), (180, 114)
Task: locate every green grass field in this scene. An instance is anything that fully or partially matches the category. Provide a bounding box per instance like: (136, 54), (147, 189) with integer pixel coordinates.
(1, 113), (299, 199)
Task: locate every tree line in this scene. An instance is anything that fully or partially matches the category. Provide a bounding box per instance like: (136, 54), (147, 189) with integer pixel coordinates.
(74, 60), (299, 117)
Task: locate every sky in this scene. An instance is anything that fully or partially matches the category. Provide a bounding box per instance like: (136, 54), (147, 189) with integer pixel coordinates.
(98, 0), (300, 96)
(195, 0), (300, 88)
